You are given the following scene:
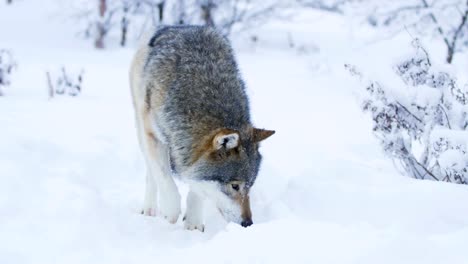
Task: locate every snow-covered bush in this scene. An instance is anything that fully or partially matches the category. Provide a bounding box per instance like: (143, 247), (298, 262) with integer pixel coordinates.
(346, 39), (468, 184)
(0, 49), (16, 96)
(47, 67), (84, 97)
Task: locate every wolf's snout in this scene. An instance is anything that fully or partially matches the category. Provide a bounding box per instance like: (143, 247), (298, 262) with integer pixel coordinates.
(241, 219), (253, 227)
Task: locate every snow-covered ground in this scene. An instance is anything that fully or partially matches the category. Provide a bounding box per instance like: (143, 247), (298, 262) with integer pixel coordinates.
(1, 1), (468, 263)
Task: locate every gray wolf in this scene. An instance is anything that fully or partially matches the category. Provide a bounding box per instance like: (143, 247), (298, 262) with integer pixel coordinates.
(129, 25), (274, 231)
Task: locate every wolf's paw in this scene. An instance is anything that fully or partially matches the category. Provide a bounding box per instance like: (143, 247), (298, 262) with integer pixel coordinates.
(183, 216), (205, 232)
(142, 194), (158, 217)
(142, 177), (158, 217)
(184, 222), (205, 232)
(158, 190), (181, 224)
(141, 207), (157, 217)
(159, 203), (181, 224)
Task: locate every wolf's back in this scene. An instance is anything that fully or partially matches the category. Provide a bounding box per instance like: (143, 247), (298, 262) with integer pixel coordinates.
(145, 26), (251, 136)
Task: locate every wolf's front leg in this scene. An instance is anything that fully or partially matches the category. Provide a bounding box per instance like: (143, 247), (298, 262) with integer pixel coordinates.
(141, 126), (181, 223)
(183, 190), (205, 232)
(142, 170), (158, 216)
(157, 175), (181, 224)
(155, 144), (181, 224)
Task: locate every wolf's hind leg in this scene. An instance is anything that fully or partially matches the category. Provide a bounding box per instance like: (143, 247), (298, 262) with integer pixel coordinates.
(134, 107), (159, 217)
(183, 190), (205, 231)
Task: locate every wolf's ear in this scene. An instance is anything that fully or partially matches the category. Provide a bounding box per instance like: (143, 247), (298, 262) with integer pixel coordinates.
(213, 130), (239, 150)
(253, 128), (275, 142)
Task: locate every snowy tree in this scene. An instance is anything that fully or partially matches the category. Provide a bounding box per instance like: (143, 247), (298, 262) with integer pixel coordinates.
(359, 0), (468, 63)
(137, 0), (169, 25)
(76, 0), (145, 48)
(153, 0), (285, 36)
(95, 0), (110, 48)
(75, 0), (172, 48)
(198, 0), (216, 27)
(190, 0), (284, 36)
(0, 50), (16, 96)
(74, 0), (119, 49)
(346, 39), (468, 184)
(172, 0), (187, 24)
(75, 0), (284, 48)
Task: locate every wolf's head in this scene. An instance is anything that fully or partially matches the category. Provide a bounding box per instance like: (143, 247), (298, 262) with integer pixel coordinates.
(187, 127), (274, 227)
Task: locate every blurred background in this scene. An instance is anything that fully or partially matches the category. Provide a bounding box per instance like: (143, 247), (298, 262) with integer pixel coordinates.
(1, 1), (468, 263)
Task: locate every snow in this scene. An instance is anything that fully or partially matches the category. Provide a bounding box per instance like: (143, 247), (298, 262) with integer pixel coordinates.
(1, 1), (468, 263)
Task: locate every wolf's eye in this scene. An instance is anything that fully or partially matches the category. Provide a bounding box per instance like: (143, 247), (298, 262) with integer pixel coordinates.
(231, 183), (240, 191)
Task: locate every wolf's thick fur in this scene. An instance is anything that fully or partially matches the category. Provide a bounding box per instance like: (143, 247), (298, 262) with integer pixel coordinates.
(130, 25), (274, 231)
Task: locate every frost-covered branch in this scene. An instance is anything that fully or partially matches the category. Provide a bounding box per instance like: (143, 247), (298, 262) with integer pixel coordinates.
(446, 0), (468, 63)
(297, 0), (349, 14)
(346, 39), (468, 184)
(360, 0), (468, 63)
(193, 0), (284, 36)
(48, 67), (84, 97)
(0, 50), (17, 96)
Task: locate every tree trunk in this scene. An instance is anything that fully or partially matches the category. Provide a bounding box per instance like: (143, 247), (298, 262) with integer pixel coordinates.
(201, 1), (215, 27)
(95, 0), (107, 49)
(157, 1), (165, 23)
(121, 18), (128, 47)
(446, 47), (454, 64)
(120, 5), (129, 47)
(177, 0), (186, 24)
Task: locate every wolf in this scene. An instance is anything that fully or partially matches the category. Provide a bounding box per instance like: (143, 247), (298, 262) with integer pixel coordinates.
(129, 25), (274, 231)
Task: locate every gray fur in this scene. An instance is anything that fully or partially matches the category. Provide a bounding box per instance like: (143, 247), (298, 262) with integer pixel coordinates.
(131, 25), (274, 227)
(143, 25), (261, 187)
